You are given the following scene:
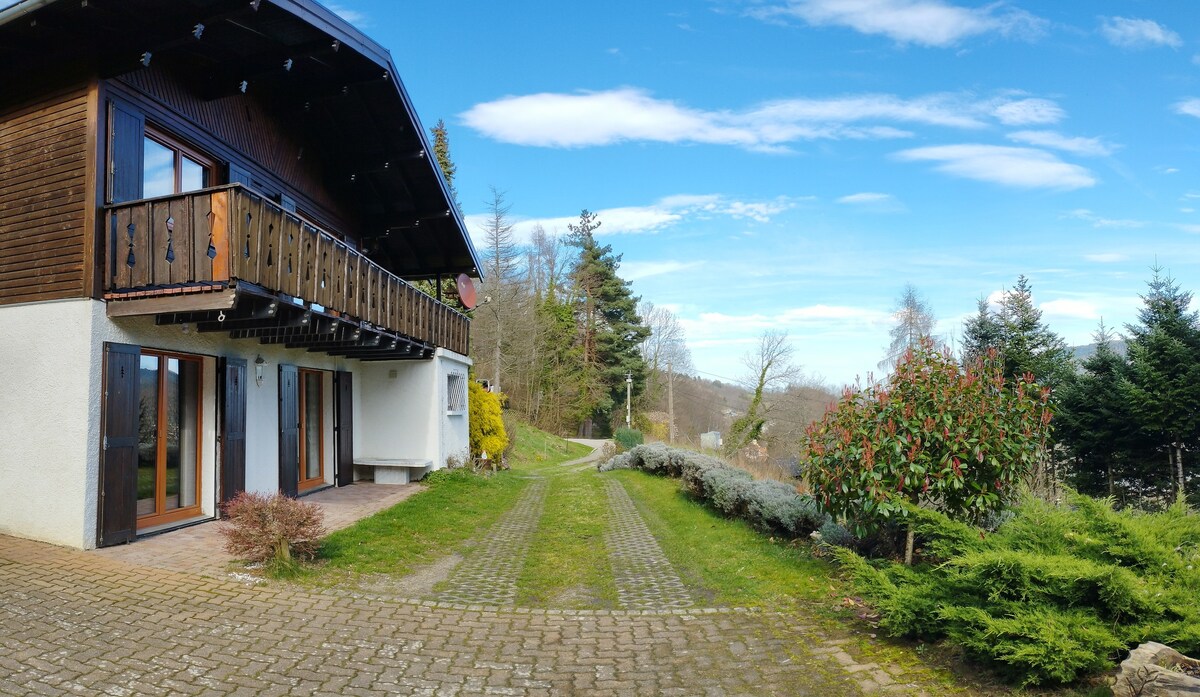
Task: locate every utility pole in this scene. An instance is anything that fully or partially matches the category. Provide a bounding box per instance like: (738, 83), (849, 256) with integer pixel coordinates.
(667, 361), (674, 444)
(625, 372), (632, 429)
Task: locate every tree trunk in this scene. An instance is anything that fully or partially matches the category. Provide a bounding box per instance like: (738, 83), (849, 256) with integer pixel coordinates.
(1174, 443), (1185, 497)
(1107, 457), (1114, 498)
(904, 525), (915, 566)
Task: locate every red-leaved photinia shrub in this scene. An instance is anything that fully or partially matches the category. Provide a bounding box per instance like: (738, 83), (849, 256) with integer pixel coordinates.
(804, 339), (1052, 537)
(219, 491), (326, 565)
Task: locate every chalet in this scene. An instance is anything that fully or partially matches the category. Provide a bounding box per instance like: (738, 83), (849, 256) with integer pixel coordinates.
(0, 0), (481, 549)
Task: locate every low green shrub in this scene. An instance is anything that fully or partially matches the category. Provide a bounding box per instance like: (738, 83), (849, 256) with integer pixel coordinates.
(816, 520), (856, 548)
(613, 427), (644, 451)
(830, 494), (1200, 687)
(599, 444), (828, 538)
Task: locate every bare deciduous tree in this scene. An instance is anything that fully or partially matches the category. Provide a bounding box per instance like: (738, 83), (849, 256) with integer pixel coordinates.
(726, 330), (803, 454)
(879, 283), (936, 371)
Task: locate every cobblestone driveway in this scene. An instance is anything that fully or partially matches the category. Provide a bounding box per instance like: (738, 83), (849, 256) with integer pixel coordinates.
(1, 442), (957, 695)
(0, 535), (861, 696)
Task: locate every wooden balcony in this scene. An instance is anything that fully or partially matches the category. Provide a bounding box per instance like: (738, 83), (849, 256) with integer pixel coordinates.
(104, 185), (469, 358)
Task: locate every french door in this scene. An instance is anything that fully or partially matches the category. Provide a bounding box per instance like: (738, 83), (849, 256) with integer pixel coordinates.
(136, 351), (203, 528)
(298, 369), (325, 491)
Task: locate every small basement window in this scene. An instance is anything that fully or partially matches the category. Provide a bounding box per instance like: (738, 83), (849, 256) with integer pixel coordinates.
(447, 373), (467, 415)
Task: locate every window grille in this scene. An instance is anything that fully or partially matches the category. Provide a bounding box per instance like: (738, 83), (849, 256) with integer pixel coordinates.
(447, 373), (468, 414)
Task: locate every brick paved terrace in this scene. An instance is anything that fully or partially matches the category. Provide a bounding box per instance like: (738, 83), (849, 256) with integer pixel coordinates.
(0, 442), (981, 696)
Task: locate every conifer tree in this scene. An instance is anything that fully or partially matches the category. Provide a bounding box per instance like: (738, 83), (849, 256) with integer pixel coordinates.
(880, 283), (936, 371)
(997, 275), (1073, 389)
(1123, 266), (1200, 496)
(566, 210), (650, 436)
(961, 297), (1002, 366)
(430, 119), (459, 211)
(1056, 322), (1133, 497)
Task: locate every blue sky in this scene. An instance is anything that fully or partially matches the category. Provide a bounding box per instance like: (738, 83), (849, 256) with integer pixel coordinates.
(342, 1), (1200, 387)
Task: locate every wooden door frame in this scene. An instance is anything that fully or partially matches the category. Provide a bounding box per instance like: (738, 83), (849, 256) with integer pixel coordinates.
(297, 368), (326, 492)
(136, 350), (204, 530)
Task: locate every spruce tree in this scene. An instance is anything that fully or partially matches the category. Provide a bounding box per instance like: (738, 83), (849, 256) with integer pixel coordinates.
(1123, 266), (1200, 497)
(997, 275), (1073, 389)
(566, 210), (650, 436)
(1056, 322), (1133, 497)
(961, 297), (1002, 366)
(430, 119), (459, 212)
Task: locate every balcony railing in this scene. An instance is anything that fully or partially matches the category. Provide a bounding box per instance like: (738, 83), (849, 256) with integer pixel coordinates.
(105, 184), (469, 356)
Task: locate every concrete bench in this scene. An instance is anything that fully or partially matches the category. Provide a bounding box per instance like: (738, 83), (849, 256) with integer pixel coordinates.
(352, 458), (433, 485)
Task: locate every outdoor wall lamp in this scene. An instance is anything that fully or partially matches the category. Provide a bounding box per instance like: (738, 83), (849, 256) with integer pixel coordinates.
(255, 355), (266, 387)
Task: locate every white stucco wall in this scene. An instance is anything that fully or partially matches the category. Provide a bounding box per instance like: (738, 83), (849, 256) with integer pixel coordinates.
(0, 299), (100, 549)
(355, 349), (473, 471)
(437, 349), (472, 469)
(0, 296), (467, 549)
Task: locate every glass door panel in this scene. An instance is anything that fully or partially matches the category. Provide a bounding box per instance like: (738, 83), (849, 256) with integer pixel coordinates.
(299, 370), (324, 488)
(137, 355), (159, 516)
(136, 352), (203, 528)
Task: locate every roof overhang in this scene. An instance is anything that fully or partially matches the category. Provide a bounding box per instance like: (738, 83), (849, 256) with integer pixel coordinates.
(0, 0), (481, 280)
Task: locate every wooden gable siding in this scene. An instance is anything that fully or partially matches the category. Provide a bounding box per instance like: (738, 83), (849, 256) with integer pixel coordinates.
(113, 66), (356, 240)
(0, 86), (92, 305)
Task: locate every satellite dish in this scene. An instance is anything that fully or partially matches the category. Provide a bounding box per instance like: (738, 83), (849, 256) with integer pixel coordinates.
(456, 273), (477, 309)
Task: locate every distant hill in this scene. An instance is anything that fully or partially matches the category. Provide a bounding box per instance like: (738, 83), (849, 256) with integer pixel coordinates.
(1070, 340), (1127, 361)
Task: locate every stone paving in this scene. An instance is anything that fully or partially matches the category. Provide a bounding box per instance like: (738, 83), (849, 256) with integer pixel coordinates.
(0, 441), (964, 696)
(0, 535), (863, 696)
(95, 482), (424, 577)
(603, 479), (695, 611)
(435, 480), (548, 607)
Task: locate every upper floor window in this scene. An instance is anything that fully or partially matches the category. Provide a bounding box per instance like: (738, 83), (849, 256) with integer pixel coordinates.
(142, 129), (212, 198)
(108, 100), (214, 204)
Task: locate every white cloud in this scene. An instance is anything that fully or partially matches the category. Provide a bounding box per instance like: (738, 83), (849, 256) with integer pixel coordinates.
(620, 260), (704, 281)
(992, 98), (1064, 125)
(462, 88), (1062, 150)
(1007, 130), (1114, 157)
(1100, 16), (1182, 49)
(1084, 253), (1129, 263)
(466, 193), (797, 244)
(1177, 224), (1200, 235)
(894, 144), (1096, 189)
(1040, 299), (1099, 319)
(837, 192), (894, 204)
(1065, 209), (1147, 228)
(680, 306), (891, 340)
(327, 3), (368, 27)
(1173, 98), (1200, 119)
(747, 0), (1044, 47)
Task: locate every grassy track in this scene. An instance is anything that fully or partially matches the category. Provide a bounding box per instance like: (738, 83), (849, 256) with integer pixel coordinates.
(610, 468), (833, 609)
(302, 423), (589, 585)
(517, 467), (619, 608)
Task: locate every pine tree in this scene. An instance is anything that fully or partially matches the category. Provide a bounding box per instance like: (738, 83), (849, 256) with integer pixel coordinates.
(1123, 266), (1200, 497)
(566, 210), (650, 436)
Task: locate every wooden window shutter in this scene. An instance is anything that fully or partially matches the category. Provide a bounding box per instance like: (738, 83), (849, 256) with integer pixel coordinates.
(219, 357), (248, 505)
(228, 162), (253, 187)
(98, 342), (140, 546)
(334, 371), (353, 487)
(277, 364), (299, 498)
(107, 101), (144, 204)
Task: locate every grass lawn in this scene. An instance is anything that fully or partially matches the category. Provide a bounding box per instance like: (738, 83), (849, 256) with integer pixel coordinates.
(300, 423), (590, 585)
